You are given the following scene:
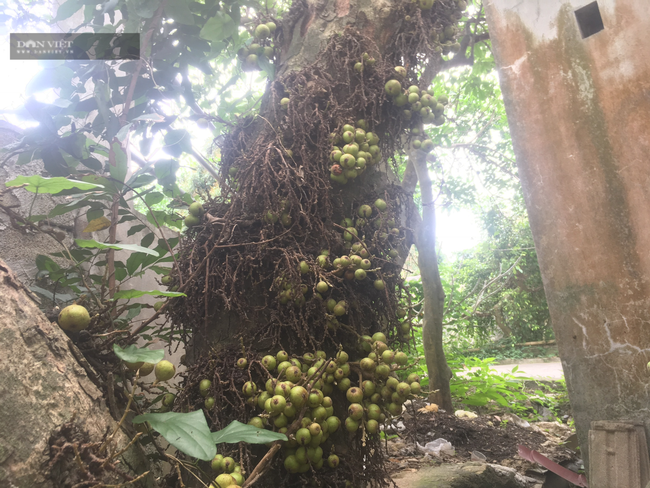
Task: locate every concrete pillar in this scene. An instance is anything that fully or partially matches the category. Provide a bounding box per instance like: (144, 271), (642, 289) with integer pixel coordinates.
(484, 0), (650, 467)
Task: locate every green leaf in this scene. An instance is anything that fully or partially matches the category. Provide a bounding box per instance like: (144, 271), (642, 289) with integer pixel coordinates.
(6, 175), (103, 194)
(133, 410), (216, 461)
(113, 344), (165, 364)
(163, 129), (193, 157)
(42, 148), (71, 176)
(154, 159), (179, 188)
(144, 191), (165, 206)
(140, 232), (155, 248)
(200, 12), (237, 42)
(55, 0), (84, 21)
(80, 157), (104, 171)
(113, 289), (186, 299)
(35, 254), (61, 273)
(115, 123), (133, 142)
(75, 239), (160, 256)
(127, 224), (147, 236)
(165, 0), (194, 24)
(110, 142), (128, 185)
(133, 113), (166, 122)
(258, 55), (275, 80)
(212, 420), (288, 445)
(126, 251), (147, 275)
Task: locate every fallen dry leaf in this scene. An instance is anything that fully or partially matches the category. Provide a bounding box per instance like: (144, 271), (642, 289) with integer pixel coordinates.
(418, 404), (439, 414)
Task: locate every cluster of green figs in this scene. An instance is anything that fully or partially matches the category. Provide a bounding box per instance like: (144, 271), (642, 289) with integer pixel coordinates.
(237, 21), (278, 71)
(214, 334), (422, 475)
(274, 198), (407, 332)
(328, 119), (381, 185)
(384, 67), (449, 130)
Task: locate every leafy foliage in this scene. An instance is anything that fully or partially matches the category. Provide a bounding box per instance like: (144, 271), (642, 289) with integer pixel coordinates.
(113, 344), (164, 364)
(211, 420), (288, 445)
(133, 410), (216, 461)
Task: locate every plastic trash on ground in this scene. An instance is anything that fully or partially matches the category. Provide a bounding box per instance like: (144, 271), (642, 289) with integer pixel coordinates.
(455, 410), (478, 419)
(417, 438), (455, 457)
(471, 450), (487, 462)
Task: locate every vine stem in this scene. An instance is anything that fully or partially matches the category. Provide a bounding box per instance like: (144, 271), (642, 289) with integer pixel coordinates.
(100, 370), (140, 454)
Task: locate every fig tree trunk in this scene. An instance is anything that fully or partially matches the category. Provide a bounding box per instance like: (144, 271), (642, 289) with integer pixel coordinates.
(160, 0), (465, 486)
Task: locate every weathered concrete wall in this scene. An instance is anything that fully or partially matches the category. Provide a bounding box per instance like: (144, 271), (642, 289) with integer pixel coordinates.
(485, 0), (650, 468)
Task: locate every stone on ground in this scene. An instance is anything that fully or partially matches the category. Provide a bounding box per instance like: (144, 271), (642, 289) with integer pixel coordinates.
(392, 462), (540, 488)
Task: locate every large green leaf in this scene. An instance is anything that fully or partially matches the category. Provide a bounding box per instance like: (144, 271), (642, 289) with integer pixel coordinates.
(75, 239), (159, 256)
(212, 420), (288, 445)
(54, 0), (84, 21)
(6, 175), (103, 194)
(163, 129), (193, 157)
(113, 344), (164, 364)
(113, 289), (186, 299)
(133, 411), (216, 461)
(200, 12), (237, 42)
(165, 0), (194, 24)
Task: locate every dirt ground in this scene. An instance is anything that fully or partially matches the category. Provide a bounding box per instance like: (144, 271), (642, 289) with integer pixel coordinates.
(382, 398), (581, 484)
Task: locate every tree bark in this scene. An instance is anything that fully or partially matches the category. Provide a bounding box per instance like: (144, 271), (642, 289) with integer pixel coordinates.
(0, 259), (151, 487)
(412, 153), (453, 411)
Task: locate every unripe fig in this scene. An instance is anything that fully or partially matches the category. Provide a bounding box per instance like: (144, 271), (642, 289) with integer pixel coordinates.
(336, 350), (349, 364)
(348, 403), (364, 421)
(316, 281), (329, 294)
(362, 380), (376, 397)
(366, 419), (379, 434)
(394, 66), (407, 78)
(308, 389), (324, 407)
(248, 416), (264, 429)
(255, 24), (271, 38)
(345, 417), (359, 432)
(58, 304), (91, 332)
(395, 351), (408, 365)
(211, 454), (224, 471)
(154, 360), (175, 382)
(296, 428), (312, 446)
(284, 455), (300, 473)
(215, 473), (236, 486)
(360, 357), (376, 372)
(384, 79), (402, 97)
(337, 377), (352, 391)
(397, 382), (412, 397)
(346, 387), (364, 403)
(278, 361), (291, 374)
(274, 413), (288, 428)
(290, 386), (308, 407)
(262, 355), (277, 370)
(257, 391), (270, 409)
(285, 365), (302, 383)
(381, 350), (395, 364)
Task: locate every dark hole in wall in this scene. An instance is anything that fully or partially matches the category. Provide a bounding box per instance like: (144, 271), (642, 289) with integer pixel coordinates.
(575, 2), (605, 39)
